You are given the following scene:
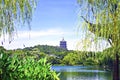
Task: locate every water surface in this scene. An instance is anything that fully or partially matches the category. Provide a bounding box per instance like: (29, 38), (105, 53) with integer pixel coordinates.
(52, 66), (112, 80)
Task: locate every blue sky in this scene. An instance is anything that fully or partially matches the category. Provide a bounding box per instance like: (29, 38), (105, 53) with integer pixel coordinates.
(0, 0), (110, 51)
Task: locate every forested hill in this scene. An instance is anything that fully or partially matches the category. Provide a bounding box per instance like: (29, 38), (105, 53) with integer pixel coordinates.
(22, 45), (69, 54)
(0, 45), (115, 68)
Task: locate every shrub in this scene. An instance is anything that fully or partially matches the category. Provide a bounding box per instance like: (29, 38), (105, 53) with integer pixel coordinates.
(0, 52), (59, 80)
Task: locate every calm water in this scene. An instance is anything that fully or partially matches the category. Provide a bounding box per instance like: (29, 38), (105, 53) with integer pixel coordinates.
(52, 66), (112, 80)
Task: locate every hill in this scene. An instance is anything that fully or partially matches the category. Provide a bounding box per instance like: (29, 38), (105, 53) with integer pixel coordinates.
(23, 45), (68, 54)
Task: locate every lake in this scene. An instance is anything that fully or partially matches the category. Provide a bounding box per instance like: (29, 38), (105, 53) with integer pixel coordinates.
(52, 66), (112, 80)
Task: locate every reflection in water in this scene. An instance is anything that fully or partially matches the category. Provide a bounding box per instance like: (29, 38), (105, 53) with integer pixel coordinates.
(52, 66), (112, 80)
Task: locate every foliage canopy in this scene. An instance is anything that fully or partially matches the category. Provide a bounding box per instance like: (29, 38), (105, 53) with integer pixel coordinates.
(0, 0), (37, 41)
(78, 0), (120, 79)
(78, 0), (120, 53)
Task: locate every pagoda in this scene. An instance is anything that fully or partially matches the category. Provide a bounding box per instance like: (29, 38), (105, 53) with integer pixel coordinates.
(60, 38), (67, 50)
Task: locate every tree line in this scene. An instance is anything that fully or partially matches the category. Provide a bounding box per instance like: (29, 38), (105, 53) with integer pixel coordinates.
(1, 45), (118, 69)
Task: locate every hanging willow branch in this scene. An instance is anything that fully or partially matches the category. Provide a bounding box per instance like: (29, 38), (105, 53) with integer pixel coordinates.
(81, 16), (113, 46)
(78, 1), (120, 79)
(0, 0), (37, 42)
(78, 0), (120, 49)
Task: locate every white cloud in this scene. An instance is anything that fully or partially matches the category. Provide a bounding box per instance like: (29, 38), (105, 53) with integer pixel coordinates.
(0, 28), (76, 50)
(17, 29), (66, 39)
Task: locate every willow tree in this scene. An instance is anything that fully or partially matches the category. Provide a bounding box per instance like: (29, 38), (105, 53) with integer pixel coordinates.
(78, 0), (120, 80)
(0, 0), (37, 42)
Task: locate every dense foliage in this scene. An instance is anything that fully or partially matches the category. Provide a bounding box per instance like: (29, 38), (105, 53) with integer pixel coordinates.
(16, 45), (119, 68)
(0, 46), (59, 80)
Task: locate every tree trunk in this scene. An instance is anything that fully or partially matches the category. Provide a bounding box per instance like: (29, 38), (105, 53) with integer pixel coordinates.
(113, 53), (119, 80)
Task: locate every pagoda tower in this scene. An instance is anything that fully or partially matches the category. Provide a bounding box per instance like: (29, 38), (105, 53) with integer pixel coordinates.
(60, 38), (67, 50)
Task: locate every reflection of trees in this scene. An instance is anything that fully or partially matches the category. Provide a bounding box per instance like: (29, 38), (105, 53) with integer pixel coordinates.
(60, 71), (112, 80)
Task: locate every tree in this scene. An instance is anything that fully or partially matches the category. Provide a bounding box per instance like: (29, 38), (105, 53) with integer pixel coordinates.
(62, 52), (81, 65)
(0, 0), (37, 42)
(78, 0), (120, 79)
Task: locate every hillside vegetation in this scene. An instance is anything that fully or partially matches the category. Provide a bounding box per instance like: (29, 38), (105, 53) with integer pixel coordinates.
(13, 45), (117, 68)
(1, 45), (118, 71)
